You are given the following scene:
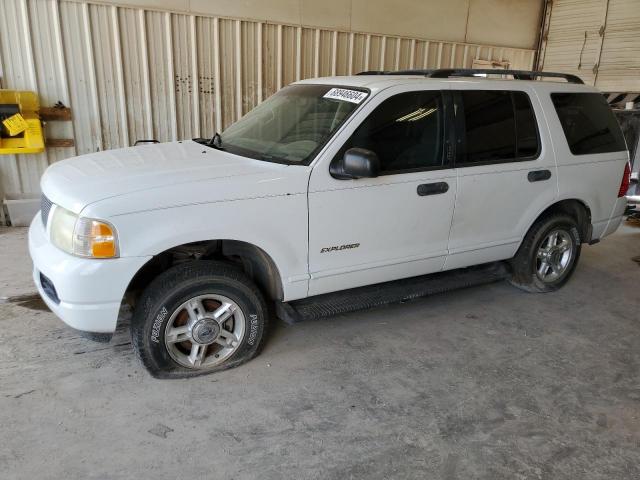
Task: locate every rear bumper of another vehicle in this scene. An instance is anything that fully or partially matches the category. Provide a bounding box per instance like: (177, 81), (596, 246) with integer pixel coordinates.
(28, 214), (151, 334)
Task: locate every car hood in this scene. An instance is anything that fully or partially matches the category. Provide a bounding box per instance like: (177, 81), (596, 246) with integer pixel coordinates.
(41, 141), (295, 215)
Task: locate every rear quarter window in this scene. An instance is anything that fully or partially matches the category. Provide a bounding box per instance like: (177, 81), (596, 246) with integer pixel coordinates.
(551, 92), (626, 155)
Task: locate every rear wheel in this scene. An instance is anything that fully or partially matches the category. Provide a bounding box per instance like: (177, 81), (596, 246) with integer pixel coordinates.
(131, 261), (268, 378)
(510, 214), (581, 292)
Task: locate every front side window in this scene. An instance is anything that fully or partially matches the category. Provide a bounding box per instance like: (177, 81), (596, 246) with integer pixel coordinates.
(336, 90), (445, 173)
(551, 92), (626, 155)
(217, 85), (365, 164)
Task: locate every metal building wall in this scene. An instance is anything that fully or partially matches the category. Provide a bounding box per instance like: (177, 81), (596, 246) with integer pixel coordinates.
(0, 0), (536, 201)
(539, 0), (640, 93)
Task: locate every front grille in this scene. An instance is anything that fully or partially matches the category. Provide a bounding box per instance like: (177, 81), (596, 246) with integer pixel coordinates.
(41, 194), (53, 227)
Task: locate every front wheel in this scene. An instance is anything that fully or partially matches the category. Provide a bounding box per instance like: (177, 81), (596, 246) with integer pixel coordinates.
(509, 214), (581, 293)
(131, 261), (268, 378)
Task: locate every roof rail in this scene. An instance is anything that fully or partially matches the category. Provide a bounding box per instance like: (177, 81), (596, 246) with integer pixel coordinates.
(356, 68), (584, 84)
(427, 69), (583, 84)
(356, 70), (435, 76)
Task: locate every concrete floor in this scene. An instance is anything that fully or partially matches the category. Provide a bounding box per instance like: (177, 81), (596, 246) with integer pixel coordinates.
(1, 224), (640, 480)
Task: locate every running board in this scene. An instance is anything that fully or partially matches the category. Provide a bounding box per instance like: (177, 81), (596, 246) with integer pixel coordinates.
(276, 261), (511, 324)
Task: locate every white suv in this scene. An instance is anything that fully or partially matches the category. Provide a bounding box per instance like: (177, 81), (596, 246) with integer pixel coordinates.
(29, 69), (630, 378)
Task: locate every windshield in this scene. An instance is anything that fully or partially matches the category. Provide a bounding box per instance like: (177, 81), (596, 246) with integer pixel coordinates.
(217, 85), (367, 165)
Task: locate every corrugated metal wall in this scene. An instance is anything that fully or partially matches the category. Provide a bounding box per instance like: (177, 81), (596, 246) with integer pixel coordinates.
(0, 0), (536, 201)
(539, 0), (640, 93)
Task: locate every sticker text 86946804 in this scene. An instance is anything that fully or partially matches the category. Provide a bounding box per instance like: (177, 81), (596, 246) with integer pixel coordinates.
(323, 88), (368, 104)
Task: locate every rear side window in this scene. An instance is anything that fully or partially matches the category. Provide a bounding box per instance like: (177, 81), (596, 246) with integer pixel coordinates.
(337, 90), (445, 173)
(459, 90), (539, 164)
(461, 90), (515, 163)
(551, 93), (626, 155)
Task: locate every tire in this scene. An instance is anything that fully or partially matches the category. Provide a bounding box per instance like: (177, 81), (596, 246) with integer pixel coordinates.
(509, 213), (581, 293)
(131, 261), (268, 379)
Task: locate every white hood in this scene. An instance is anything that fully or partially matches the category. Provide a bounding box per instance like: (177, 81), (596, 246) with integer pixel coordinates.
(41, 141), (297, 215)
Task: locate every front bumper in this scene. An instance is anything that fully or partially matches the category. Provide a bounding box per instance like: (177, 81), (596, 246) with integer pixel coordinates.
(28, 214), (151, 333)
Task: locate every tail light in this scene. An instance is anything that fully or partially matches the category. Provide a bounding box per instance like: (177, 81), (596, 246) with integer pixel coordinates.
(618, 162), (631, 197)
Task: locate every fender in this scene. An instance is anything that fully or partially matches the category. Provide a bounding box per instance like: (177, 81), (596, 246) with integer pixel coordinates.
(91, 193), (311, 302)
(515, 198), (593, 253)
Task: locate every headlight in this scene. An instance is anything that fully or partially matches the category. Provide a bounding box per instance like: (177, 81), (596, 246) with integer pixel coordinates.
(50, 206), (119, 258)
(50, 206), (76, 253)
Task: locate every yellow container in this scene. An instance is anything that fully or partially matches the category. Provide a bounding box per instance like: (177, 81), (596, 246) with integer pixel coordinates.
(3, 113), (28, 136)
(0, 90), (45, 154)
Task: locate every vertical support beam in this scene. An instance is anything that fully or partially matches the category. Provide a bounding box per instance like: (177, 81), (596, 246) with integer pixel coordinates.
(276, 24), (283, 89)
(51, 0), (77, 155)
(528, 50), (535, 70)
(436, 42), (443, 68)
(379, 36), (386, 70)
(111, 6), (129, 146)
(212, 17), (222, 131)
(423, 41), (430, 68)
(314, 28), (320, 77)
(138, 10), (153, 139)
(235, 19), (243, 118)
(256, 22), (263, 103)
(164, 12), (177, 141)
(536, 0), (553, 70)
(331, 30), (337, 76)
(18, 0), (37, 89)
(0, 29), (4, 89)
(409, 39), (415, 69)
(348, 32), (354, 75)
(593, 0), (610, 86)
(364, 34), (371, 71)
(81, 2), (103, 150)
(190, 15), (200, 137)
(462, 45), (469, 68)
(0, 17), (6, 219)
(394, 38), (401, 70)
(295, 26), (302, 81)
(17, 0), (39, 193)
(450, 43), (457, 68)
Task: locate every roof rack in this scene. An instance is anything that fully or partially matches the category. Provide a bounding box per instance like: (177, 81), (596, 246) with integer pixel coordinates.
(356, 69), (435, 76)
(356, 68), (584, 84)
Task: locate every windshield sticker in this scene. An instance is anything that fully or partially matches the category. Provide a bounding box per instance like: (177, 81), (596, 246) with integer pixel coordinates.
(323, 88), (368, 104)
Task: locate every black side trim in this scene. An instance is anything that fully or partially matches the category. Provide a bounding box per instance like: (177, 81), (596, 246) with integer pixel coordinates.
(277, 262), (510, 324)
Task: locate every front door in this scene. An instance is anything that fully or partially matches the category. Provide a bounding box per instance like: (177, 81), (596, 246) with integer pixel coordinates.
(308, 87), (457, 296)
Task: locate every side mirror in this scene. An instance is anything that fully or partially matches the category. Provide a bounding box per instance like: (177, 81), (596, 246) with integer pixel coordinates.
(330, 148), (380, 179)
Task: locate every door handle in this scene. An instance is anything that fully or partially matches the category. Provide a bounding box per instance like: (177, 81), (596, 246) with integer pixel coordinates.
(417, 182), (449, 196)
(528, 169), (551, 182)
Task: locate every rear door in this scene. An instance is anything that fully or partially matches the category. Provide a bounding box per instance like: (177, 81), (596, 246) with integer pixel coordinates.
(445, 87), (558, 270)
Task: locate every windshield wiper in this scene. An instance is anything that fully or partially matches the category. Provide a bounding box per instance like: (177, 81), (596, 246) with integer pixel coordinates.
(207, 132), (224, 150)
